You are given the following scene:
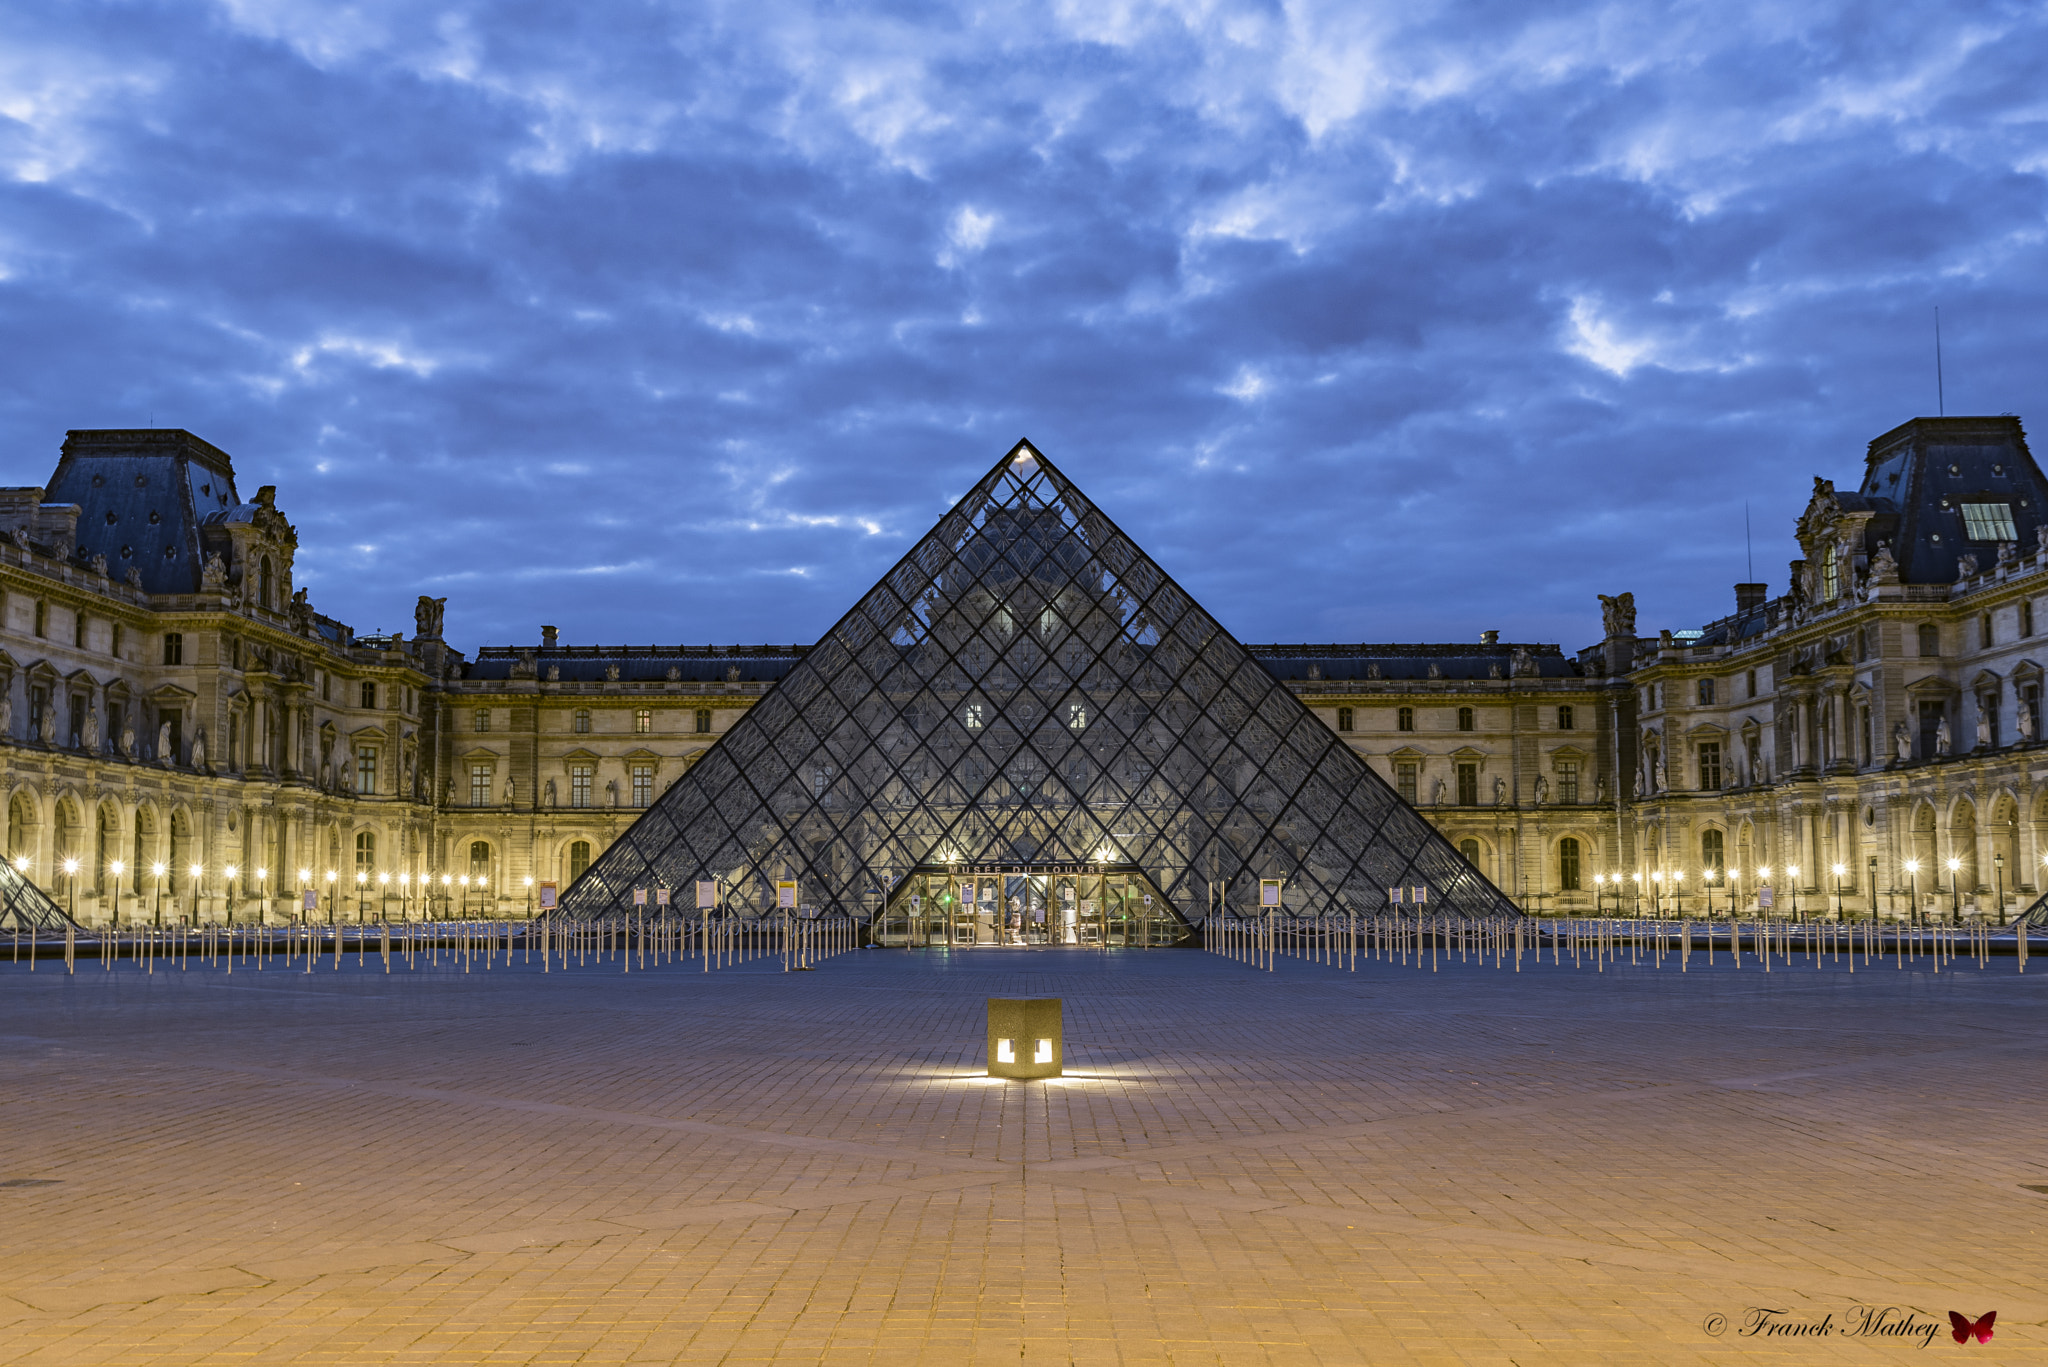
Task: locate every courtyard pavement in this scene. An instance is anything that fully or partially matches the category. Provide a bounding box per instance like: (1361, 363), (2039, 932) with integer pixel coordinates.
(0, 942), (2044, 1365)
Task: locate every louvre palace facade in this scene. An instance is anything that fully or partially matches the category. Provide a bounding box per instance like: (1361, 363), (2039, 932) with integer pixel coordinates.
(1, 417), (2040, 927)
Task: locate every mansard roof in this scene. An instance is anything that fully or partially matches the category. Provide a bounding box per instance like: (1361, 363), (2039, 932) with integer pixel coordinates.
(1246, 643), (1579, 681)
(1858, 415), (2047, 585)
(44, 429), (243, 594)
(465, 645), (808, 684)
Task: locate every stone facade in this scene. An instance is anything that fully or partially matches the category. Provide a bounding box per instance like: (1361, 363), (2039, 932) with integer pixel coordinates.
(8, 417), (2041, 923)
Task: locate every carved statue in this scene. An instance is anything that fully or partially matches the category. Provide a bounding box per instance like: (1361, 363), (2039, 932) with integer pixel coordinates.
(2038, 526), (2048, 557)
(544, 778), (558, 807)
(666, 665), (681, 681)
(546, 665), (560, 682)
(157, 720), (172, 765)
(445, 778), (456, 805)
(414, 595), (447, 639)
(1488, 663), (1502, 678)
(1494, 776), (1507, 806)
(1305, 663), (1321, 680)
(1426, 662), (1442, 680)
(1598, 592), (1637, 638)
(1977, 710), (1991, 748)
(1894, 720), (1913, 762)
(191, 727), (206, 771)
(1936, 715), (1952, 757)
(403, 750), (416, 793)
(1595, 774), (1607, 804)
(125, 566), (143, 589)
(0, 695), (9, 740)
(1958, 554), (1980, 580)
(503, 775), (515, 806)
(38, 705), (54, 744)
(605, 664), (621, 681)
(200, 552), (228, 592)
(1533, 774), (1549, 804)
(607, 779), (619, 808)
(289, 587), (313, 634)
(321, 760), (332, 789)
(1430, 777), (1445, 805)
(726, 665), (742, 683)
(1512, 646), (1536, 677)
(121, 724), (134, 759)
(90, 553), (108, 576)
(82, 707), (99, 752)
(1365, 661), (1381, 680)
(2019, 701), (2036, 743)
(1631, 768), (1644, 799)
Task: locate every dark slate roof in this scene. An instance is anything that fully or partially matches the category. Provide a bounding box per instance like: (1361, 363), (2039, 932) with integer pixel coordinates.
(42, 430), (241, 594)
(1860, 416), (2047, 584)
(1243, 643), (1581, 682)
(466, 645), (809, 683)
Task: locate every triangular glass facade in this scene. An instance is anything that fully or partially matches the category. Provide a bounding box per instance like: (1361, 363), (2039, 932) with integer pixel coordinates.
(561, 442), (1518, 927)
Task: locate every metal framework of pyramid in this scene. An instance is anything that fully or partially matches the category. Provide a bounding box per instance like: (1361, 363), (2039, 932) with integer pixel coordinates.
(0, 859), (79, 932)
(560, 441), (1519, 924)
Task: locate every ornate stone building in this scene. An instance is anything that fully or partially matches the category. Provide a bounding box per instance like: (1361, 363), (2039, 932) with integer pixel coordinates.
(6, 417), (2040, 923)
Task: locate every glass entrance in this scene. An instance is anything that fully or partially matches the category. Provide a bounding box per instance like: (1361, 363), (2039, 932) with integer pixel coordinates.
(875, 865), (1190, 948)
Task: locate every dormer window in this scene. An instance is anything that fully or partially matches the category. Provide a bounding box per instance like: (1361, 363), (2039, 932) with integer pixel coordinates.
(1961, 502), (2016, 541)
(1821, 543), (1839, 601)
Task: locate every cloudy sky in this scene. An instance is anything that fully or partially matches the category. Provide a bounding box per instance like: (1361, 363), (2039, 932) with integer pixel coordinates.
(3, 1), (2045, 654)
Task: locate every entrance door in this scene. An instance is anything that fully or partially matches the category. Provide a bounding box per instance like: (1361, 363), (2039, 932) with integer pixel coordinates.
(874, 865), (1192, 947)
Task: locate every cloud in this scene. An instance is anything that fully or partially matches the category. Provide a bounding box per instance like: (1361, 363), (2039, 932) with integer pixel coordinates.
(0, 0), (2045, 653)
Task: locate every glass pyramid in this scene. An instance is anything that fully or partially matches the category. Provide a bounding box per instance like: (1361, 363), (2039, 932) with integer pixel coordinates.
(560, 441), (1519, 930)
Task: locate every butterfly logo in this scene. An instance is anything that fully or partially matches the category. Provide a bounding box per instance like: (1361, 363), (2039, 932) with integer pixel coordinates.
(1948, 1310), (1995, 1345)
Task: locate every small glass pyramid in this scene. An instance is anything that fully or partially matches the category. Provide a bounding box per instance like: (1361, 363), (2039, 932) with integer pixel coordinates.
(561, 441), (1518, 933)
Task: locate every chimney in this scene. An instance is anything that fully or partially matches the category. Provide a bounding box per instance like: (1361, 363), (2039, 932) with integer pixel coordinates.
(1479, 630), (1499, 646)
(541, 625), (559, 649)
(1735, 583), (1767, 614)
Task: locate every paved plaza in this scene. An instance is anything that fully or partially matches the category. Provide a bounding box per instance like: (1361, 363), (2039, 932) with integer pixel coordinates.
(0, 943), (2044, 1365)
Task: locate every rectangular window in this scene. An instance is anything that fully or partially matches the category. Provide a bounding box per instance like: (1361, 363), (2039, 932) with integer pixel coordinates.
(360, 681), (376, 709)
(2025, 601), (2037, 638)
(1455, 762), (1479, 806)
(474, 708), (489, 732)
(1697, 678), (1715, 706)
(631, 763), (653, 807)
(1457, 707), (1475, 732)
(111, 623), (122, 657)
(1557, 705), (1574, 730)
(34, 601), (46, 638)
(1557, 761), (1579, 804)
(162, 632), (182, 665)
(1918, 700), (1944, 759)
(470, 763), (493, 807)
(1396, 706), (1414, 732)
(2027, 685), (2042, 743)
(1919, 624), (1940, 657)
(1981, 693), (1999, 748)
(1395, 762), (1418, 805)
(355, 746), (378, 795)
(68, 695), (83, 747)
(1981, 613), (1994, 650)
(570, 764), (593, 808)
(1961, 502), (2017, 542)
(1859, 705), (1872, 767)
(635, 708), (652, 734)
(1067, 703), (1087, 731)
(963, 703), (984, 729)
(73, 613), (86, 648)
(1697, 742), (1722, 791)
(694, 708), (712, 733)
(1335, 707), (1354, 732)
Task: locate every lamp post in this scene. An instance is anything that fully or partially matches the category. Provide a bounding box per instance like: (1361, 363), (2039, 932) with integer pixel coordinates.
(1703, 867), (1716, 919)
(355, 870), (368, 922)
(458, 874), (470, 921)
(1629, 871), (1641, 916)
(151, 862), (166, 926)
(1672, 869), (1685, 918)
(1785, 864), (1800, 922)
(61, 857), (78, 924)
(1995, 852), (2006, 925)
(1903, 859), (1920, 927)
(225, 865), (238, 924)
(1650, 870), (1663, 916)
(188, 863), (203, 926)
(477, 874), (489, 918)
(440, 873), (451, 920)
(297, 869), (311, 924)
(107, 859), (123, 927)
(378, 871), (390, 919)
(325, 869), (337, 925)
(1831, 863), (1845, 920)
(1592, 873), (1605, 916)
(254, 867), (267, 925)
(398, 872), (410, 921)
(1755, 865), (1770, 918)
(523, 875), (534, 919)
(1945, 856), (1961, 923)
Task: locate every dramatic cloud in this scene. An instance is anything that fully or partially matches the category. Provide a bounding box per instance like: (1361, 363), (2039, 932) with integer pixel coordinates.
(3, 0), (2046, 653)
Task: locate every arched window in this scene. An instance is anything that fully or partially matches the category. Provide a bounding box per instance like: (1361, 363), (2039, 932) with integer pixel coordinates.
(1918, 623), (1940, 657)
(568, 840), (591, 882)
(1701, 828), (1725, 874)
(469, 840), (491, 877)
(1558, 837), (1582, 891)
(1396, 706), (1414, 732)
(354, 830), (375, 875)
(573, 709), (591, 734)
(1457, 706), (1475, 732)
(259, 556), (274, 610)
(1459, 838), (1482, 869)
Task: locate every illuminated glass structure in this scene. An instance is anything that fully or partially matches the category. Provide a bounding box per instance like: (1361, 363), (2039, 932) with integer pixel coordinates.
(558, 441), (1519, 940)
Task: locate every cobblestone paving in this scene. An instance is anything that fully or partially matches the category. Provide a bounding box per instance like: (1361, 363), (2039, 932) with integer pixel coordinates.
(1, 944), (2044, 1364)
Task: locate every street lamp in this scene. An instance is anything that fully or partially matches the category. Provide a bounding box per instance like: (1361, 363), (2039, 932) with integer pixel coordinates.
(1785, 864), (1800, 921)
(325, 869), (337, 925)
(1831, 863), (1845, 920)
(1945, 856), (1962, 922)
(355, 870), (368, 922)
(224, 865), (238, 924)
(297, 869), (312, 924)
(254, 867), (267, 924)
(108, 859), (124, 926)
(1592, 872), (1605, 916)
(458, 874), (470, 920)
(440, 872), (451, 920)
(523, 874), (534, 918)
(61, 856), (78, 923)
(398, 871), (411, 921)
(151, 861), (166, 926)
(1703, 866), (1717, 918)
(1650, 869), (1663, 916)
(378, 871), (390, 920)
(476, 874), (488, 917)
(1903, 859), (1920, 926)
(1995, 852), (2006, 925)
(1755, 865), (1770, 918)
(1629, 871), (1641, 916)
(1672, 868), (1685, 918)
(187, 863), (203, 926)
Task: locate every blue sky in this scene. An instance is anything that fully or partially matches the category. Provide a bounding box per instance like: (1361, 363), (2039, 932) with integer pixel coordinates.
(4, 1), (2046, 654)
